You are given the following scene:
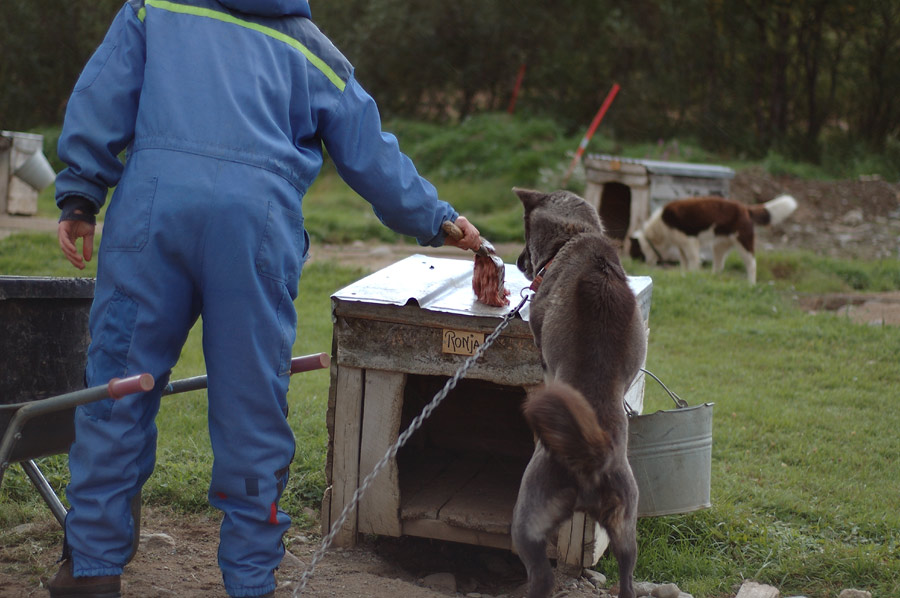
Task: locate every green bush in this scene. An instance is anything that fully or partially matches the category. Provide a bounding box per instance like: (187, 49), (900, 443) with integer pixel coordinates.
(388, 113), (580, 187)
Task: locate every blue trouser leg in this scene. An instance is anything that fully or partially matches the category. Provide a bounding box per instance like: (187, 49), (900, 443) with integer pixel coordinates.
(199, 171), (301, 596)
(65, 186), (202, 576)
(203, 280), (296, 596)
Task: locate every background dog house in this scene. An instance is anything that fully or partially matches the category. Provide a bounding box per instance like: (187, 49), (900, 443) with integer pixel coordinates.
(322, 255), (652, 568)
(1, 131), (57, 216)
(583, 154), (735, 254)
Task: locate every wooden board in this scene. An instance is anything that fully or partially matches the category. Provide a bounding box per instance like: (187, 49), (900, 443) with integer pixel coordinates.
(333, 314), (543, 387)
(399, 454), (527, 537)
(400, 454), (481, 522)
(402, 518), (512, 551)
(357, 369), (405, 537)
(327, 366), (363, 547)
(439, 459), (523, 536)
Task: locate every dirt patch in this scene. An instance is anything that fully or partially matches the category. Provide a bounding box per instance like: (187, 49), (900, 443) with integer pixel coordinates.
(730, 167), (900, 261)
(0, 506), (606, 598)
(795, 291), (900, 326)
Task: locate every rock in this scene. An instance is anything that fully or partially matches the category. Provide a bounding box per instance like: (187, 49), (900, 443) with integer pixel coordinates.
(735, 580), (779, 598)
(841, 208), (865, 225)
(583, 569), (607, 588)
(279, 549), (306, 571)
(634, 581), (658, 597)
(652, 583), (682, 598)
(139, 532), (176, 552)
(838, 591), (872, 598)
(11, 522), (39, 536)
(421, 572), (457, 594)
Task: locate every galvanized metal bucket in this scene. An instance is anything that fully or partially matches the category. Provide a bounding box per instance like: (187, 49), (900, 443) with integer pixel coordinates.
(627, 370), (713, 517)
(14, 148), (56, 191)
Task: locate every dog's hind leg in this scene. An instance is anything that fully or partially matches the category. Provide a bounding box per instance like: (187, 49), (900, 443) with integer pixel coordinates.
(736, 244), (756, 283)
(512, 446), (577, 598)
(594, 509), (638, 598)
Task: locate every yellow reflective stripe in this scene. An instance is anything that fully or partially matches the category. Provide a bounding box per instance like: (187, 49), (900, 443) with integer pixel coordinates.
(143, 0), (346, 91)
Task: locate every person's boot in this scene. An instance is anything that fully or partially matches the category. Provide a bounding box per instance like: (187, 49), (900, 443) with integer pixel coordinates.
(46, 560), (121, 598)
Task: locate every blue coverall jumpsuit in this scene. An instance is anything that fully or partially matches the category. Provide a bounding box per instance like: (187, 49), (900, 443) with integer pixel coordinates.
(54, 1), (458, 595)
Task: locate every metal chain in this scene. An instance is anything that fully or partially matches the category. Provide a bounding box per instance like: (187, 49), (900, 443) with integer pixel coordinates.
(294, 291), (532, 596)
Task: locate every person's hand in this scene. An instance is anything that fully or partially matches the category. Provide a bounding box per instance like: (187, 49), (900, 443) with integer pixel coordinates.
(58, 219), (96, 270)
(443, 216), (482, 252)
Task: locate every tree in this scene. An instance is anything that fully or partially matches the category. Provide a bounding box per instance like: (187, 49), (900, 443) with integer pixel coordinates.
(0, 0), (121, 130)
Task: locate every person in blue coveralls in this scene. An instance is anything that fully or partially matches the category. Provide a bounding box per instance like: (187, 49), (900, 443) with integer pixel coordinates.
(51, 1), (483, 596)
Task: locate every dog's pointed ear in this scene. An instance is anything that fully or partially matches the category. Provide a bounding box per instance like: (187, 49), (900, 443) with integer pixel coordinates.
(513, 187), (545, 210)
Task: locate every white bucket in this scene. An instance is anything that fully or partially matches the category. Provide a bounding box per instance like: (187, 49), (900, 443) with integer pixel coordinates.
(14, 149), (56, 191)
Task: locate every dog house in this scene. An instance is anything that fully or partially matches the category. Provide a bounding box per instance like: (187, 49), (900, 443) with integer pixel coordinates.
(322, 255), (652, 568)
(583, 154), (735, 254)
(1, 131), (57, 216)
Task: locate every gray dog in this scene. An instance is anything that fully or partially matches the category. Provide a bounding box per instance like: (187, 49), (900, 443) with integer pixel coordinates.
(511, 188), (646, 598)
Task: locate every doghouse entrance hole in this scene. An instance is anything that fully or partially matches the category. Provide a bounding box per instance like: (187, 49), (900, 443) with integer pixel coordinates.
(397, 375), (534, 541)
(599, 182), (632, 241)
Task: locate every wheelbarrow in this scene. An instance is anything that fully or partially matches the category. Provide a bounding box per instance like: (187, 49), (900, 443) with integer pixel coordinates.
(0, 353), (331, 526)
(0, 271), (331, 537)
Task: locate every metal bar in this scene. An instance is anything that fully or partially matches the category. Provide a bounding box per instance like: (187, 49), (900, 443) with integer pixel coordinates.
(162, 374), (209, 396)
(0, 374), (154, 487)
(20, 460), (67, 526)
(162, 353), (331, 397)
(1, 353), (327, 499)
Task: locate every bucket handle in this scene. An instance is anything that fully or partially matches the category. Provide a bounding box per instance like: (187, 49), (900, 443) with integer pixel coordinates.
(626, 368), (689, 417)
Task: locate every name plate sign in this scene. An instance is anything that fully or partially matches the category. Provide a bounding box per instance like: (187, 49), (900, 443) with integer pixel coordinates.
(442, 328), (484, 356)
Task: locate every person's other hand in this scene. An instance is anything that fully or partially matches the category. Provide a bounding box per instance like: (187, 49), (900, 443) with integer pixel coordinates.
(444, 216), (482, 252)
(58, 220), (96, 270)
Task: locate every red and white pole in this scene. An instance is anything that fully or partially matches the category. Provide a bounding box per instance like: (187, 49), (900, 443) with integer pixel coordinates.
(561, 83), (621, 186)
(507, 63), (527, 115)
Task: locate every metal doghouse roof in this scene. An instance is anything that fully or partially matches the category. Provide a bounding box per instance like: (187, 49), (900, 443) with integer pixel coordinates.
(587, 154), (735, 180)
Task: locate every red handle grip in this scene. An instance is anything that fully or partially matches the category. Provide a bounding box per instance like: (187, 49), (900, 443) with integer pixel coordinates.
(107, 373), (155, 399)
(290, 352), (331, 374)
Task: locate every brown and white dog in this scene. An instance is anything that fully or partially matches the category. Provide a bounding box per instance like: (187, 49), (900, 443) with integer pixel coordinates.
(629, 195), (797, 283)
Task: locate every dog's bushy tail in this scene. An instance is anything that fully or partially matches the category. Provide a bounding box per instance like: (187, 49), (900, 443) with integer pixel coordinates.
(523, 381), (612, 479)
(749, 194), (798, 226)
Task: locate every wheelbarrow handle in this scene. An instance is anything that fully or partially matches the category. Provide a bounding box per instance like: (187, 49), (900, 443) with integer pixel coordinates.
(290, 352), (331, 374)
(1, 373), (156, 486)
(108, 373), (156, 399)
(163, 352), (331, 396)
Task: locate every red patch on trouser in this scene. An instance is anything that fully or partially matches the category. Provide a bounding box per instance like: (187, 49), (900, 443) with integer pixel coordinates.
(269, 502), (278, 524)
